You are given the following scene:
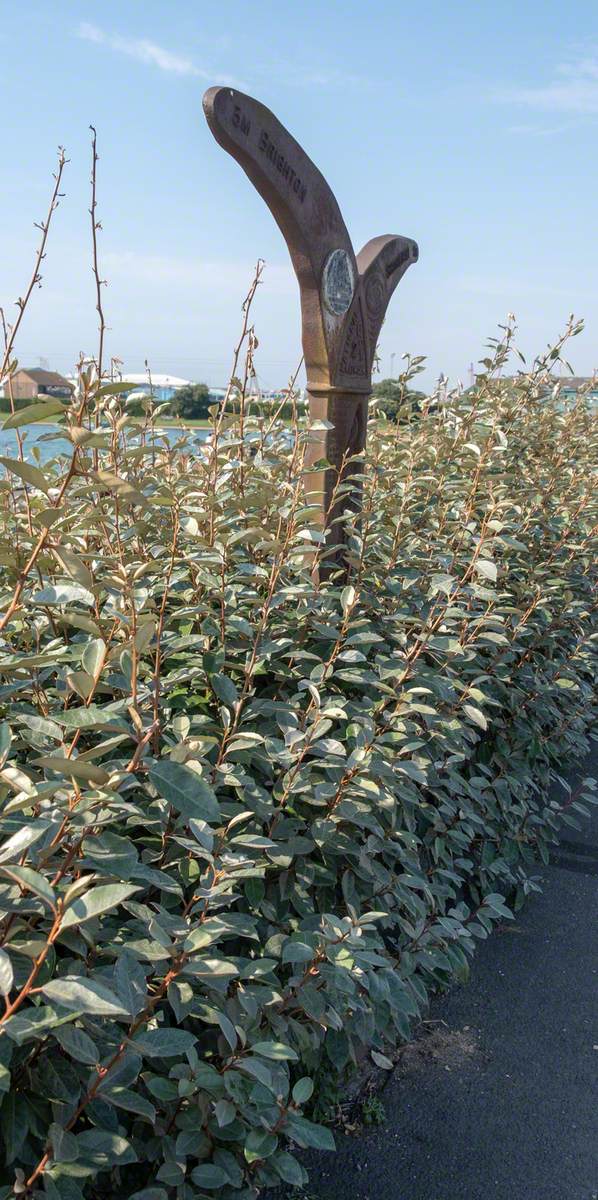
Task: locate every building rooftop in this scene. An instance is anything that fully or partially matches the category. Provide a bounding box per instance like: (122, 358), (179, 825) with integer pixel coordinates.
(17, 368), (72, 388)
(119, 374), (192, 389)
(553, 376), (598, 391)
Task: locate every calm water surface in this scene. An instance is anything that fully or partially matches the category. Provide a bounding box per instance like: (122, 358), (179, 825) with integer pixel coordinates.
(0, 424), (209, 464)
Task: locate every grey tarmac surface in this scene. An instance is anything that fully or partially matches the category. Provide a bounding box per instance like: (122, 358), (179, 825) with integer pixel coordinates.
(282, 747), (598, 1200)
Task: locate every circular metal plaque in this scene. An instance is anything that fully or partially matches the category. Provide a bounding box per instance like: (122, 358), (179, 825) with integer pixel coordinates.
(321, 249), (355, 316)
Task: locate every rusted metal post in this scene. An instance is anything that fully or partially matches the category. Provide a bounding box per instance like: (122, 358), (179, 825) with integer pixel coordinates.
(203, 87), (418, 570)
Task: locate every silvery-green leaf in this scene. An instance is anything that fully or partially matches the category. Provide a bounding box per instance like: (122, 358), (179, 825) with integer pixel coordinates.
(371, 1049), (394, 1069)
(181, 958), (239, 980)
(49, 1122), (79, 1162)
(272, 1150), (306, 1186)
(33, 755), (110, 785)
(114, 950), (148, 1017)
(211, 673), (238, 707)
(104, 1087), (156, 1122)
(3, 1006), (68, 1044)
(149, 759), (220, 823)
(0, 456), (51, 494)
(190, 1164), (229, 1190)
(130, 1028), (196, 1057)
(251, 1040), (298, 1061)
(214, 1098), (236, 1127)
(57, 704), (126, 731)
(81, 637), (106, 678)
(292, 1076), (314, 1104)
(463, 704), (488, 730)
(61, 883), (140, 929)
(0, 820), (51, 864)
(15, 714), (62, 741)
(475, 559), (497, 583)
(0, 865), (56, 910)
(3, 399), (66, 429)
(29, 584), (95, 607)
(285, 1113), (335, 1150)
(0, 948), (14, 996)
(41, 976), (129, 1017)
(0, 722), (11, 764)
(52, 1023), (99, 1064)
(74, 1129), (137, 1166)
(128, 1190), (168, 1200)
(53, 547), (94, 591)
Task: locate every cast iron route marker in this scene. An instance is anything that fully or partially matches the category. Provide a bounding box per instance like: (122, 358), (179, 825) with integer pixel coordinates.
(203, 86), (418, 570)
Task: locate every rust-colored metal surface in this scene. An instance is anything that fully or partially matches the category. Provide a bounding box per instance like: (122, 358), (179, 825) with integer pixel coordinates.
(203, 86), (418, 568)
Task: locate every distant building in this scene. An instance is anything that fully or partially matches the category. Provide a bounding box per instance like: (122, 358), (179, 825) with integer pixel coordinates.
(552, 376), (598, 408)
(119, 374), (192, 403)
(206, 386), (306, 406)
(8, 368), (74, 401)
(465, 374), (598, 408)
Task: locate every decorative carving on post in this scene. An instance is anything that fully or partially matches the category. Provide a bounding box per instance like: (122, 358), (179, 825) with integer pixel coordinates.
(203, 86), (418, 569)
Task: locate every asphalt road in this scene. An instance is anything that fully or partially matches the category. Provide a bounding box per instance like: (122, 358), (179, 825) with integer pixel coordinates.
(288, 748), (598, 1200)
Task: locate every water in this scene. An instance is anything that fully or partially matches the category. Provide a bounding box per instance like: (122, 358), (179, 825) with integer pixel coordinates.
(0, 424), (210, 464)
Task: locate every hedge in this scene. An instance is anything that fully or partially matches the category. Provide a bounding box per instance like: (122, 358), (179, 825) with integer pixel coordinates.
(0, 323), (596, 1199)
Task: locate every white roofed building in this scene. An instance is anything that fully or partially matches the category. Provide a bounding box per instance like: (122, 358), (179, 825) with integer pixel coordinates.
(118, 374), (192, 402)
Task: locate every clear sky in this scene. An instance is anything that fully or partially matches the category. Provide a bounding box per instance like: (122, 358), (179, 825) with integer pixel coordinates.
(2, 0), (598, 389)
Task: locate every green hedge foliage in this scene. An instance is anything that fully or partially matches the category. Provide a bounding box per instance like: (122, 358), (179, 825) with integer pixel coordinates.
(0, 328), (596, 1198)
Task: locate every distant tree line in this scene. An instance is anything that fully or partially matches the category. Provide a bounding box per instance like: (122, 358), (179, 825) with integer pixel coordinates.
(123, 383), (211, 419)
(170, 383), (211, 420)
(372, 378), (428, 421)
(0, 395), (68, 414)
(125, 384), (304, 422)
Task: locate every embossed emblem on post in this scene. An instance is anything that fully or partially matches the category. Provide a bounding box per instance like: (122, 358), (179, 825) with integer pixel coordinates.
(364, 271), (386, 343)
(339, 307), (368, 378)
(322, 249), (355, 317)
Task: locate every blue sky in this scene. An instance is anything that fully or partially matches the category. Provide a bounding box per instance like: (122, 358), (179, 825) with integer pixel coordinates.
(2, 0), (598, 388)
